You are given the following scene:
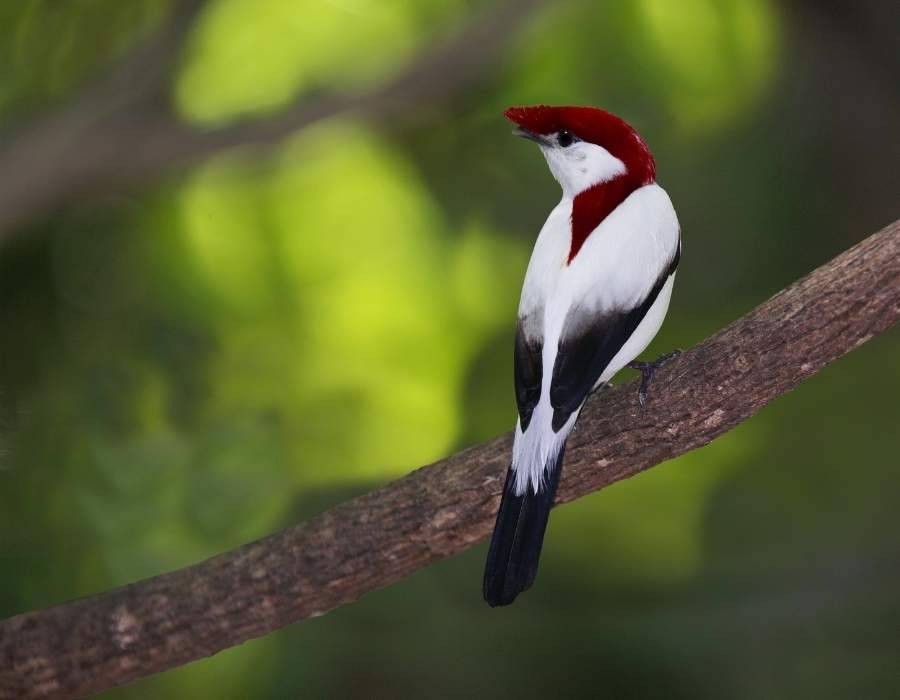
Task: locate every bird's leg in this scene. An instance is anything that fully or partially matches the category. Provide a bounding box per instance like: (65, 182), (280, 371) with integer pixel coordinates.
(628, 350), (682, 406)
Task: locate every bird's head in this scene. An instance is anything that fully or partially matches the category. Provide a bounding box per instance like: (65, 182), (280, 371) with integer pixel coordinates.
(504, 105), (656, 198)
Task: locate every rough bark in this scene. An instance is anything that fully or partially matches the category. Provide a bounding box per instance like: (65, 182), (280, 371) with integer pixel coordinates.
(1, 219), (898, 698)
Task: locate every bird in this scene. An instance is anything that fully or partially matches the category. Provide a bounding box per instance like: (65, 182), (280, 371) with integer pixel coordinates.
(483, 105), (682, 607)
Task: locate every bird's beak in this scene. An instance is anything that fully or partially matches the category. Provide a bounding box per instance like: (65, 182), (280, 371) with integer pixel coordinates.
(513, 127), (550, 146)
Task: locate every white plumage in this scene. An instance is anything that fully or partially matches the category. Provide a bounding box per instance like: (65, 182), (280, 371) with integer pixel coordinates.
(511, 151), (680, 495)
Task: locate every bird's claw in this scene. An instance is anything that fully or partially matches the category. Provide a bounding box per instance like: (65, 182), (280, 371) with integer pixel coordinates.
(628, 350), (682, 406)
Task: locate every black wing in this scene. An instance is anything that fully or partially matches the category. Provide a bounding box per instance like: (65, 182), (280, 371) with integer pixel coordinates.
(514, 316), (543, 432)
(549, 245), (680, 432)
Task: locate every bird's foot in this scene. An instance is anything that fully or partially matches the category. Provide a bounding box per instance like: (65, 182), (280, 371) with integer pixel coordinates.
(628, 350), (682, 406)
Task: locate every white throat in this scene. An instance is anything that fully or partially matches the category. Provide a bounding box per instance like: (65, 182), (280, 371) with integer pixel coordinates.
(540, 141), (626, 198)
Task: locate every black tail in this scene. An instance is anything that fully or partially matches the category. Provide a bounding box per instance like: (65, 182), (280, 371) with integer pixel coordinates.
(482, 445), (565, 607)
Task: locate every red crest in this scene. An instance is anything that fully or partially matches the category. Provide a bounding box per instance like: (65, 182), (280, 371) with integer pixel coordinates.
(505, 105), (657, 262)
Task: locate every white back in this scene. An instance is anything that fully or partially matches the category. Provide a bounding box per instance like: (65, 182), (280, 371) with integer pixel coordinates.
(511, 183), (680, 494)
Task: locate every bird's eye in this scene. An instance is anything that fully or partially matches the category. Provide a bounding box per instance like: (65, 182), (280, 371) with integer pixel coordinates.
(557, 130), (577, 148)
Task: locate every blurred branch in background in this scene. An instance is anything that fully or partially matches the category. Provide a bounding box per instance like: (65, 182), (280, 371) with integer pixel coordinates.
(0, 0), (544, 244)
(2, 219), (898, 700)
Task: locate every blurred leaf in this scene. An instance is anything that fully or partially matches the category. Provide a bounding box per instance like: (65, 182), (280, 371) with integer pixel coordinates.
(503, 0), (778, 132)
(177, 121), (526, 487)
(0, 0), (165, 119)
(636, 0), (778, 129)
(176, 0), (466, 123)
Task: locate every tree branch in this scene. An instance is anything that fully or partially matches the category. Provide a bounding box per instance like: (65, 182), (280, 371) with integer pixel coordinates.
(0, 0), (545, 243)
(1, 218), (898, 698)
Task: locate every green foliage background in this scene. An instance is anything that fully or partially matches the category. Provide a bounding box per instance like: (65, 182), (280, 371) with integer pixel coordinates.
(1, 0), (898, 697)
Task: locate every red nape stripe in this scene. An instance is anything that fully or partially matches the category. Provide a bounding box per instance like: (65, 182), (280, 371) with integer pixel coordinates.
(569, 174), (642, 263)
